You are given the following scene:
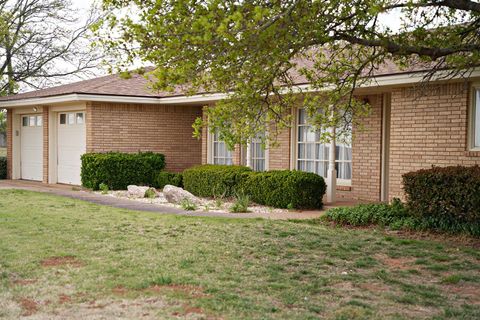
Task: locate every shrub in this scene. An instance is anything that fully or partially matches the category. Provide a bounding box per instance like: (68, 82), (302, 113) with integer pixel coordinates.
(0, 157), (6, 179)
(325, 199), (411, 227)
(240, 170), (326, 209)
(403, 165), (480, 223)
(154, 171), (183, 189)
(99, 183), (109, 194)
(183, 165), (252, 197)
(230, 192), (250, 213)
(144, 188), (157, 199)
(180, 198), (197, 211)
(81, 152), (165, 190)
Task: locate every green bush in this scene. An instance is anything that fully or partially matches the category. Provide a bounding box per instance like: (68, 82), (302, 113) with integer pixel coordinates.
(325, 199), (480, 237)
(81, 152), (165, 190)
(183, 165), (252, 197)
(240, 170), (326, 209)
(403, 165), (480, 224)
(183, 165), (326, 209)
(0, 157), (6, 179)
(154, 171), (183, 189)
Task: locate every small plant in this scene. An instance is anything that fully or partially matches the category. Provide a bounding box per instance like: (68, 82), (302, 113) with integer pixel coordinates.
(213, 189), (226, 209)
(99, 183), (109, 194)
(215, 198), (224, 209)
(180, 198), (197, 211)
(203, 204), (211, 212)
(287, 203), (294, 210)
(230, 191), (250, 213)
(144, 188), (157, 199)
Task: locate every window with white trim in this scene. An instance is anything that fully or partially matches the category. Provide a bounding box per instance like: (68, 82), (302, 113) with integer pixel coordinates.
(22, 115), (42, 127)
(249, 133), (266, 171)
(472, 87), (480, 149)
(212, 130), (233, 165)
(296, 109), (352, 183)
(59, 112), (85, 126)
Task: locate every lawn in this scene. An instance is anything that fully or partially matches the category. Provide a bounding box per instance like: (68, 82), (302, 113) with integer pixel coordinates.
(0, 190), (479, 319)
(0, 147), (5, 157)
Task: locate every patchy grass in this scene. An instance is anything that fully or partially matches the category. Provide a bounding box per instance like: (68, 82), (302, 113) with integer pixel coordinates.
(0, 189), (479, 319)
(0, 147), (6, 157)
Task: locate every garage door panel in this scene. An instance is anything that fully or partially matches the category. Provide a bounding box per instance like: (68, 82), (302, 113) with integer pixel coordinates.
(57, 112), (86, 185)
(21, 115), (43, 181)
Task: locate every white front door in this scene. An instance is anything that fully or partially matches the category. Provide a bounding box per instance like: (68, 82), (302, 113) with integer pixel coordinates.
(57, 112), (86, 185)
(20, 115), (43, 181)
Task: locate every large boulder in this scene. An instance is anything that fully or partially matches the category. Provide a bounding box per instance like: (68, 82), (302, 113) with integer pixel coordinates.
(127, 185), (150, 198)
(163, 185), (200, 204)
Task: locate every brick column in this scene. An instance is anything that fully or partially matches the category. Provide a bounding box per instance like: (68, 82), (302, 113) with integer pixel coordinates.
(85, 102), (93, 152)
(6, 108), (12, 179)
(42, 106), (49, 183)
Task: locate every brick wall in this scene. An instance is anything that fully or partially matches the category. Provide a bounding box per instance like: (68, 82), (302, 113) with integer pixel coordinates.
(351, 94), (383, 201)
(388, 82), (480, 199)
(268, 126), (291, 170)
(87, 102), (203, 172)
(6, 108), (12, 179)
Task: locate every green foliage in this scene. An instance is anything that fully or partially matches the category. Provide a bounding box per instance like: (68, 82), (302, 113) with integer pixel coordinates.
(81, 152), (165, 190)
(0, 156), (6, 179)
(99, 183), (109, 194)
(326, 199), (480, 237)
(240, 170), (326, 209)
(183, 165), (326, 209)
(98, 1), (479, 146)
(183, 165), (252, 198)
(179, 198), (197, 211)
(403, 166), (480, 223)
(144, 188), (157, 199)
(153, 171), (183, 189)
(230, 192), (250, 213)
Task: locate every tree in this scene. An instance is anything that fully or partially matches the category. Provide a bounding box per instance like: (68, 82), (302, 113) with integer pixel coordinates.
(97, 0), (480, 146)
(0, 0), (102, 95)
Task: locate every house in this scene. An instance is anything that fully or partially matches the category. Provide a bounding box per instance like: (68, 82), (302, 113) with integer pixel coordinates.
(1, 65), (479, 202)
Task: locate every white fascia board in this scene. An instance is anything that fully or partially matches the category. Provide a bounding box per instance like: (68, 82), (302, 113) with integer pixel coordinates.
(2, 68), (479, 108)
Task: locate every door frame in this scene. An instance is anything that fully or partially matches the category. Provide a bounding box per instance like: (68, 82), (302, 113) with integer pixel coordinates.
(19, 113), (44, 181)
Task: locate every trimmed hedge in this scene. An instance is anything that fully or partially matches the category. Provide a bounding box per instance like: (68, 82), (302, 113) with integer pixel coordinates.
(183, 165), (326, 209)
(154, 171), (183, 189)
(0, 157), (6, 179)
(183, 165), (252, 197)
(240, 170), (326, 209)
(403, 165), (480, 223)
(81, 152), (165, 190)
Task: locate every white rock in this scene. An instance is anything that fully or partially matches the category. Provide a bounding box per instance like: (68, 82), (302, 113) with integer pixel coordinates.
(127, 185), (150, 198)
(163, 185), (200, 204)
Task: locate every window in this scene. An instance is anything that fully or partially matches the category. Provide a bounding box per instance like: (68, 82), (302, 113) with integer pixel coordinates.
(36, 116), (42, 127)
(296, 109), (352, 183)
(76, 112), (84, 124)
(22, 116), (28, 127)
(472, 87), (480, 149)
(212, 130), (233, 165)
(29, 116), (36, 127)
(60, 113), (66, 124)
(67, 113), (75, 125)
(249, 133), (266, 171)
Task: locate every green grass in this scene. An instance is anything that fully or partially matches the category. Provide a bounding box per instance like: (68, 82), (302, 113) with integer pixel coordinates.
(0, 147), (5, 157)
(0, 189), (479, 319)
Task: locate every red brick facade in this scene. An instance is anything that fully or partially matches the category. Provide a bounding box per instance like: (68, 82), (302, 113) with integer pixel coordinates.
(86, 102), (203, 172)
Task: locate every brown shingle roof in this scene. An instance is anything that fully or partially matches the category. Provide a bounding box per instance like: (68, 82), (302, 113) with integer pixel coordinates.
(0, 59), (429, 102)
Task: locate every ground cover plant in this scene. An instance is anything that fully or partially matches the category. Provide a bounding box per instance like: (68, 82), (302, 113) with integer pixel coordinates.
(0, 189), (479, 319)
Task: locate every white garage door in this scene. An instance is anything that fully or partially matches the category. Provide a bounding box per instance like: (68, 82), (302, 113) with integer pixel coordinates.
(57, 112), (86, 185)
(21, 115), (43, 181)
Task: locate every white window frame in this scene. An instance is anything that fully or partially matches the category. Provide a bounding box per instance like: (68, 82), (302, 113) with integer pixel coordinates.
(469, 84), (480, 151)
(246, 133), (269, 171)
(294, 108), (352, 186)
(208, 129), (234, 165)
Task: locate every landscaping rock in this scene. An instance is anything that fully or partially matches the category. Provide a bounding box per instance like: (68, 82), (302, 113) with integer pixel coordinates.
(127, 185), (150, 198)
(163, 185), (200, 204)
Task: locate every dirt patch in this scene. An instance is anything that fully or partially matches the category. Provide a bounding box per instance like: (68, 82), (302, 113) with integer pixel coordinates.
(172, 303), (205, 317)
(112, 286), (129, 296)
(18, 297), (38, 316)
(357, 282), (390, 293)
(58, 294), (71, 305)
(442, 284), (480, 304)
(375, 254), (419, 271)
(41, 256), (83, 268)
